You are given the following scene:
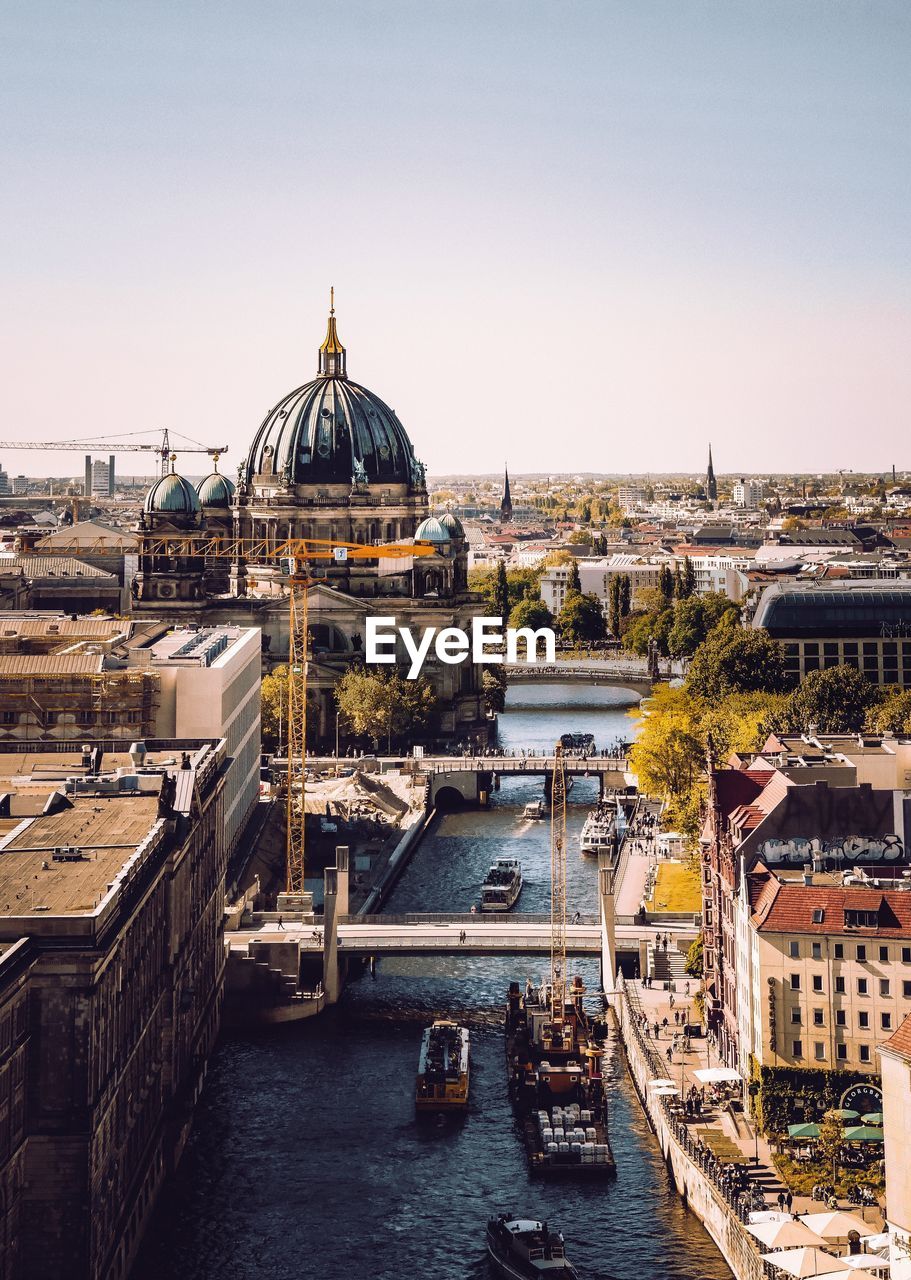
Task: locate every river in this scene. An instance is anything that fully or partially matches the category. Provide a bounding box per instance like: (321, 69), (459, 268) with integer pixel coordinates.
(133, 681), (731, 1280)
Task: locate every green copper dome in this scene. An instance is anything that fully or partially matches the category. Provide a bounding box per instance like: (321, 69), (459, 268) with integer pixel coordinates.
(197, 470), (236, 509)
(414, 516), (451, 544)
(144, 472), (202, 516)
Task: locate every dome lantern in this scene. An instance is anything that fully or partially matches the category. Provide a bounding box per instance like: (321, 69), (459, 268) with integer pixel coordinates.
(318, 287), (347, 379)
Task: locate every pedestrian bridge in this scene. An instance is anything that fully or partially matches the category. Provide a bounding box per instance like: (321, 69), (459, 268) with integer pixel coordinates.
(225, 913), (694, 958)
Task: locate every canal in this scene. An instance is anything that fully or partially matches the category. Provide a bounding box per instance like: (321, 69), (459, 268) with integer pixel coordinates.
(133, 681), (731, 1280)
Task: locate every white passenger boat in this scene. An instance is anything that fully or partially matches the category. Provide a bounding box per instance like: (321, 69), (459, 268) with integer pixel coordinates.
(480, 857), (523, 912)
(486, 1216), (579, 1279)
(522, 800), (545, 820)
(579, 804), (618, 858)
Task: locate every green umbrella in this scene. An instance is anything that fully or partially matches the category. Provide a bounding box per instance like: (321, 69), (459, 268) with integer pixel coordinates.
(861, 1112), (883, 1125)
(788, 1123), (821, 1138)
(842, 1125), (884, 1141)
(831, 1108), (859, 1121)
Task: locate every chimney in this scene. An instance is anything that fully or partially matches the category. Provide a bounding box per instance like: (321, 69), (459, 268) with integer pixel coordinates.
(802, 864), (813, 886)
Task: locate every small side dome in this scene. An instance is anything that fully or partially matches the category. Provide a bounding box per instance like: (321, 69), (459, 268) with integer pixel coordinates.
(197, 471), (236, 509)
(439, 512), (465, 539)
(144, 472), (201, 516)
(414, 516), (451, 544)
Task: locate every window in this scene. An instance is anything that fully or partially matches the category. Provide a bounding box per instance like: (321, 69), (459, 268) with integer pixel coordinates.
(882, 1013), (893, 1030)
(789, 941), (800, 959)
(814, 1042), (826, 1060)
(903, 947), (911, 963)
(858, 978), (868, 995)
(812, 975), (823, 993)
(792, 1040), (803, 1058)
(858, 1011), (870, 1028)
(835, 944), (844, 960)
(836, 1043), (848, 1061)
(880, 979), (891, 997)
(0, 711), (15, 726)
(791, 1008), (802, 1024)
(835, 977), (846, 994)
(790, 974), (801, 990)
(857, 945), (868, 961)
(836, 1010), (847, 1027)
(903, 980), (911, 998)
(812, 941), (822, 958)
(880, 946), (890, 962)
(813, 1009), (824, 1026)
(859, 1045), (871, 1063)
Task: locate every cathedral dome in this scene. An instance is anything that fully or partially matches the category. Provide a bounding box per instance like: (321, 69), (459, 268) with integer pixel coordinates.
(197, 469), (236, 509)
(144, 471), (201, 516)
(439, 512), (465, 539)
(242, 303), (423, 489)
(414, 516), (451, 544)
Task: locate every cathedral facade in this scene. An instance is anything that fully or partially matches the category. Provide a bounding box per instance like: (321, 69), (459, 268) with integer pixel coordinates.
(132, 305), (490, 745)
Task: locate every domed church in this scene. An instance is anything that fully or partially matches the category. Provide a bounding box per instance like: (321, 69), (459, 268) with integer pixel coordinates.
(132, 301), (489, 745)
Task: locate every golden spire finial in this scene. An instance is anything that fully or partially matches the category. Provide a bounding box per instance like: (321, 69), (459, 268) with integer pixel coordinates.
(318, 292), (347, 373)
(330, 285), (335, 316)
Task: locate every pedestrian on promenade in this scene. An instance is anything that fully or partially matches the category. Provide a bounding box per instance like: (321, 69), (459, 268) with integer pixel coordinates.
(277, 915), (284, 930)
(666, 1046), (673, 1064)
(674, 1010), (680, 1026)
(662, 1016), (669, 1033)
(785, 1191), (793, 1214)
(459, 929), (466, 944)
(685, 980), (691, 996)
(669, 992), (675, 1009)
(777, 1192), (786, 1213)
(653, 1021), (660, 1038)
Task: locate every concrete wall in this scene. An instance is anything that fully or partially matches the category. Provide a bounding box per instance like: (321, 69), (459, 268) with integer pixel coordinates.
(614, 976), (764, 1280)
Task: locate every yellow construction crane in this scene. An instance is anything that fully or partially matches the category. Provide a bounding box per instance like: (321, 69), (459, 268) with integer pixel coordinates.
(550, 743), (567, 1022)
(26, 532), (435, 901)
(0, 430), (228, 480)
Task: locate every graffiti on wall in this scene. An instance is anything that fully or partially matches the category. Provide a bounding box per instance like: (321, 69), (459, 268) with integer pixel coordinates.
(757, 834), (905, 866)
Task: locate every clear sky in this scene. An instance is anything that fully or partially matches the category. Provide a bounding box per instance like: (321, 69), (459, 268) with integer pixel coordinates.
(1, 1), (909, 479)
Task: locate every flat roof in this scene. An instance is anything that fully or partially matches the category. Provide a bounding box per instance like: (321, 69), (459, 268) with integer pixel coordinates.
(0, 794), (162, 916)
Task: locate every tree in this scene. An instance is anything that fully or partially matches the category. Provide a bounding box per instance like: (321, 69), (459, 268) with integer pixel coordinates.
(482, 666), (508, 714)
(680, 555), (697, 598)
(335, 667), (438, 750)
(658, 563), (675, 602)
(261, 665), (290, 746)
(568, 559), (582, 593)
(579, 501), (592, 523)
(619, 573), (632, 618)
(787, 665), (880, 734)
(686, 627), (789, 702)
(494, 560), (510, 621)
(685, 934), (704, 978)
(508, 597), (553, 630)
(557, 591), (606, 645)
(867, 687), (911, 734)
(817, 1109), (844, 1186)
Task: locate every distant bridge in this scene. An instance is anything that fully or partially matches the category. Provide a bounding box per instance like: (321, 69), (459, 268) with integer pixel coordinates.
(502, 657), (683, 691)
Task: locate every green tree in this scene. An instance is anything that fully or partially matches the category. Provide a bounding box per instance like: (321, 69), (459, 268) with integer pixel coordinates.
(623, 607), (674, 657)
(335, 667), (438, 750)
(568, 559), (582, 592)
(580, 501), (592, 523)
(684, 934), (704, 978)
(261, 665), (290, 746)
(867, 687), (911, 734)
(680, 555), (697, 598)
(494, 560), (510, 621)
(509, 597), (553, 630)
(817, 1109), (844, 1186)
(787, 665), (880, 734)
(619, 573), (632, 618)
(686, 627), (789, 701)
(557, 591), (606, 645)
(482, 666), (508, 714)
(658, 563), (675, 601)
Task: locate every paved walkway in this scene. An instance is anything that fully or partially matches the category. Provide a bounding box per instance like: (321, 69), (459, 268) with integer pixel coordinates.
(626, 978), (884, 1230)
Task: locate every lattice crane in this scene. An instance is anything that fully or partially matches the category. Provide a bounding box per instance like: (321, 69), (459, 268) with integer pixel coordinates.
(550, 742), (568, 1022)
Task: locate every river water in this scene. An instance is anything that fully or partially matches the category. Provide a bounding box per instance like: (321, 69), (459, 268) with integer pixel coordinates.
(134, 682), (731, 1280)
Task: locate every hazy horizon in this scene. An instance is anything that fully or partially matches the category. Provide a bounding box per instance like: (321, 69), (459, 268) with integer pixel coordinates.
(2, 2), (909, 478)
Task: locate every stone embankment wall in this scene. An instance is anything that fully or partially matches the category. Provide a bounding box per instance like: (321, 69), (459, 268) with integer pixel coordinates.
(613, 976), (767, 1280)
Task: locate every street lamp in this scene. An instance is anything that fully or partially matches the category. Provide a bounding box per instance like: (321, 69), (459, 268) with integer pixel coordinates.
(335, 709), (348, 775)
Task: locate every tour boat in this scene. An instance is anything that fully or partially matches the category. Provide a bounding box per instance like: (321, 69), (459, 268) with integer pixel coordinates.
(579, 798), (623, 859)
(486, 1216), (579, 1279)
(415, 1020), (470, 1112)
(522, 800), (545, 820)
(480, 857), (523, 912)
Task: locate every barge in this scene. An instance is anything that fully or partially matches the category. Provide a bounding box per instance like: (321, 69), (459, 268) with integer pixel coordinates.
(415, 1019), (470, 1112)
(480, 857), (523, 912)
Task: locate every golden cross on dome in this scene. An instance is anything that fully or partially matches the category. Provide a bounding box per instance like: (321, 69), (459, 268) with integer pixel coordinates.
(330, 285), (335, 316)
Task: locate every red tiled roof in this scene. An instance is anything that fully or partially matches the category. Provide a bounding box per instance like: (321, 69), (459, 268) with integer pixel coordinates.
(752, 881), (911, 936)
(881, 1011), (911, 1061)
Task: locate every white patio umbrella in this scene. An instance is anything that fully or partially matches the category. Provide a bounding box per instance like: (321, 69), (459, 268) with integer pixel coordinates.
(693, 1066), (742, 1084)
(827, 1271), (889, 1280)
(836, 1255), (891, 1272)
(800, 1212), (875, 1242)
(748, 1219), (830, 1249)
(651, 1083), (680, 1096)
(648, 1078), (677, 1089)
(749, 1210), (792, 1224)
(759, 1247), (847, 1277)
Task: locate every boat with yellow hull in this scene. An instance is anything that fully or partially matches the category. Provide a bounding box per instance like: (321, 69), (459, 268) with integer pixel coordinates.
(415, 1019), (470, 1112)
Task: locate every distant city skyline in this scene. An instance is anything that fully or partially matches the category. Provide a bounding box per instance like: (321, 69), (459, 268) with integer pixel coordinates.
(1, 2), (909, 477)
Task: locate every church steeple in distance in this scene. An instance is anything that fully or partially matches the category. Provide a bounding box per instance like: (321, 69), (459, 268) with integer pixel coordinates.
(318, 286), (347, 378)
(500, 465), (513, 523)
(706, 443), (717, 502)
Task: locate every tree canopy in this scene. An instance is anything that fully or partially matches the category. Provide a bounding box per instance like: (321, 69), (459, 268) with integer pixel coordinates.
(335, 667), (438, 749)
(786, 665), (878, 734)
(556, 590), (606, 645)
(509, 597), (553, 631)
(685, 626), (789, 702)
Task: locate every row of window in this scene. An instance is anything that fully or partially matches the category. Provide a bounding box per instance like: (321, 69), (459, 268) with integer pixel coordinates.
(788, 941), (911, 963)
(790, 1007), (895, 1030)
(791, 1040), (873, 1063)
(789, 973), (907, 996)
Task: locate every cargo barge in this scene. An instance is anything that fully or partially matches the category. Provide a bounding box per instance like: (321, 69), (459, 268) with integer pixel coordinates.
(505, 976), (615, 1177)
(415, 1019), (470, 1112)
